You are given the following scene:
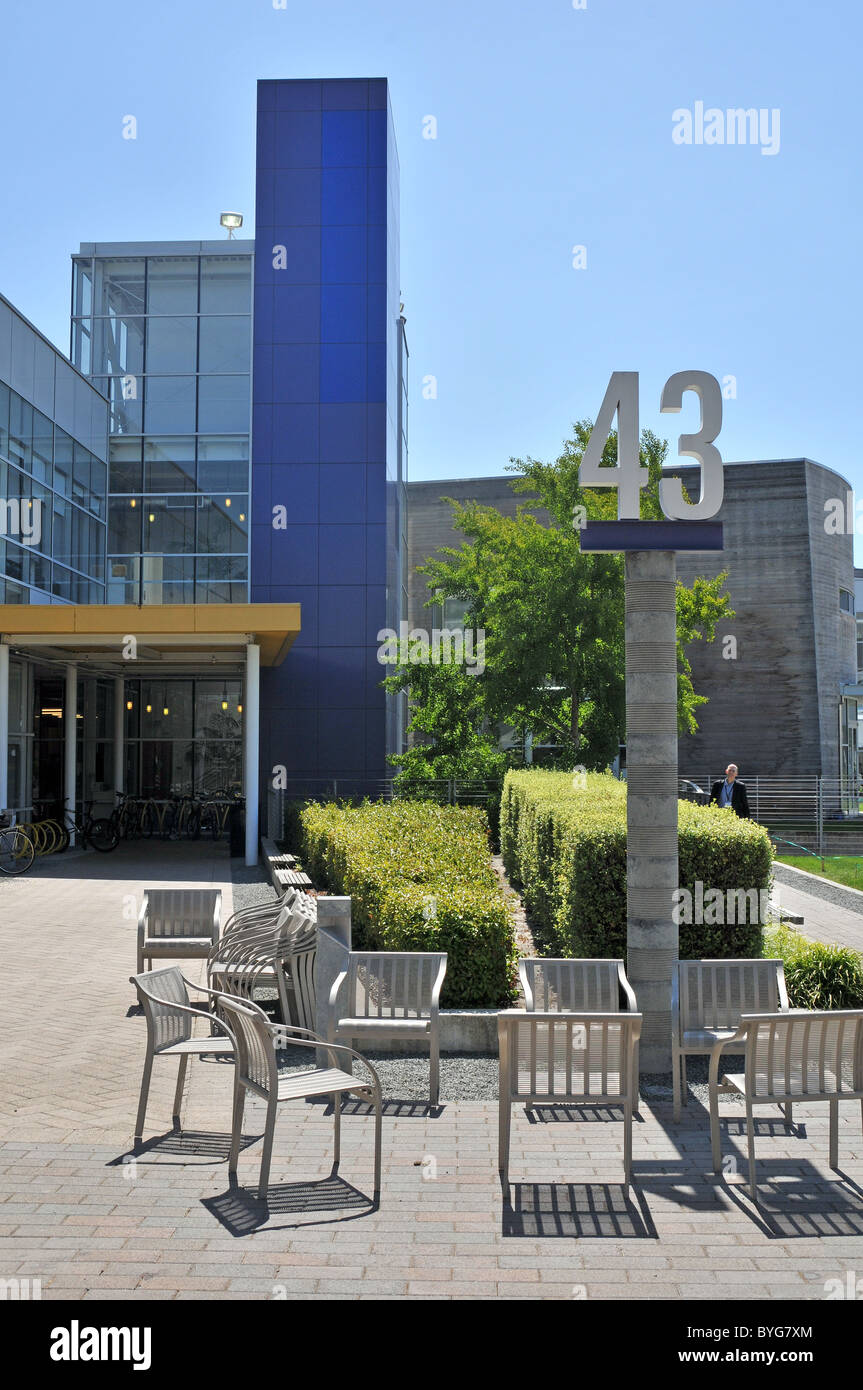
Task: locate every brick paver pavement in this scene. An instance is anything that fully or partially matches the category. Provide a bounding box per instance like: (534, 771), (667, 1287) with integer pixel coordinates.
(2, 845), (863, 1301)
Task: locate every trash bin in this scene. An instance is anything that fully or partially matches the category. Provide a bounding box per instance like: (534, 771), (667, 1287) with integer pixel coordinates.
(228, 802), (245, 858)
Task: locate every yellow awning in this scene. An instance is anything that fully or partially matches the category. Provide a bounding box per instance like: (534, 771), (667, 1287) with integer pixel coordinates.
(0, 603), (301, 668)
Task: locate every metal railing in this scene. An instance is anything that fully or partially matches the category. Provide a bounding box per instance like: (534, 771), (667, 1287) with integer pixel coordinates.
(266, 773), (863, 856)
(266, 778), (501, 840)
(682, 775), (863, 856)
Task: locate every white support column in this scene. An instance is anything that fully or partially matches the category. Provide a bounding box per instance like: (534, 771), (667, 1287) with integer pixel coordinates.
(64, 662), (77, 846)
(113, 676), (125, 800)
(0, 643), (9, 811)
(244, 642), (260, 867)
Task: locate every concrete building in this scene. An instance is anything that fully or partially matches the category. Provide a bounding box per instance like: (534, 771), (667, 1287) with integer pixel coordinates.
(406, 459), (858, 781)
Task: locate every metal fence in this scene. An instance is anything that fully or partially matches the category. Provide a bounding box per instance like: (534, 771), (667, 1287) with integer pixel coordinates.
(266, 773), (863, 856)
(682, 775), (863, 855)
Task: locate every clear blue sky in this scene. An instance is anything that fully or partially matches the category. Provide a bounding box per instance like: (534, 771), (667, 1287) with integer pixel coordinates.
(1, 0), (860, 527)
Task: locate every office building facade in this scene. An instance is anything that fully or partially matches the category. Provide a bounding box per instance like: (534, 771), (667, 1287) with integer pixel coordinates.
(0, 77), (406, 852)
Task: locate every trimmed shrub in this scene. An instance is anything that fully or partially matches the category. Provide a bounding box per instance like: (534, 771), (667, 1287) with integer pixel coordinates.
(300, 800), (517, 1007)
(501, 768), (773, 959)
(764, 925), (863, 1009)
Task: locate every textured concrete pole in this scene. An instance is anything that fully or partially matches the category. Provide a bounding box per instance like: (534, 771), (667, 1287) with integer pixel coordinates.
(625, 551), (679, 1072)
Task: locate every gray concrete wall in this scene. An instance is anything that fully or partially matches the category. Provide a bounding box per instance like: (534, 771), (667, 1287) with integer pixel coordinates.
(406, 477), (550, 628)
(804, 460), (857, 779)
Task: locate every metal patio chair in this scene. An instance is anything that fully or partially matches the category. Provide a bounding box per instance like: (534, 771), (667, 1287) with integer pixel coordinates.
(498, 1009), (643, 1192)
(710, 1009), (863, 1201)
(672, 958), (790, 1122)
(129, 966), (235, 1146)
(328, 952), (447, 1106)
(218, 994), (382, 1202)
(137, 888), (221, 973)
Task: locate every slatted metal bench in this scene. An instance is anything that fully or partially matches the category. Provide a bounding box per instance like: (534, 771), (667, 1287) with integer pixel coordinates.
(709, 1009), (863, 1201)
(672, 958), (790, 1122)
(274, 869), (312, 890)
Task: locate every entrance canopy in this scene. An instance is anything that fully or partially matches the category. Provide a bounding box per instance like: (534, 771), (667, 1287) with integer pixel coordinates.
(0, 603), (300, 866)
(0, 602), (301, 669)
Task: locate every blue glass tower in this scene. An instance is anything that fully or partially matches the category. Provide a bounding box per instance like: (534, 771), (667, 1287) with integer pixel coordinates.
(252, 78), (405, 786)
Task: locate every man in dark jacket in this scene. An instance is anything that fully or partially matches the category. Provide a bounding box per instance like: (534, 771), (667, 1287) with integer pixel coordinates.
(710, 764), (750, 818)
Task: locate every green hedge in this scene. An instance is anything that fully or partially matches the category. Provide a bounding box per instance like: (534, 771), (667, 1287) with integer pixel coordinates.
(300, 800), (517, 1007)
(501, 768), (773, 958)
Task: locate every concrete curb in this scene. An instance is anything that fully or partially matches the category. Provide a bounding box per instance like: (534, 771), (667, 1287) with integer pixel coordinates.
(773, 858), (863, 918)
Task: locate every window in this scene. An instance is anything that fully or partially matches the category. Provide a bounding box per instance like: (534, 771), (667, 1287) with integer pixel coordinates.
(840, 588), (855, 614)
(196, 495), (248, 553)
(8, 394), (32, 471)
(196, 436), (249, 491)
(144, 437), (196, 493)
(147, 258), (198, 314)
(109, 438), (143, 492)
(198, 316), (249, 374)
(199, 257), (251, 313)
(197, 375), (249, 433)
(145, 376), (196, 434)
(31, 411), (53, 485)
(143, 496), (196, 554)
(108, 496), (142, 553)
(95, 259), (146, 319)
(92, 315), (145, 378)
(90, 377), (143, 435)
(146, 316), (197, 373)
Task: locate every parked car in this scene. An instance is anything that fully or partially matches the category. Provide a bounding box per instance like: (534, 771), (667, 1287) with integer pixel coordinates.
(678, 778), (709, 805)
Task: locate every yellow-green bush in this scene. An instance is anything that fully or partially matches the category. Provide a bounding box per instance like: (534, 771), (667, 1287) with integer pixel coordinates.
(301, 800), (516, 1006)
(501, 768), (773, 958)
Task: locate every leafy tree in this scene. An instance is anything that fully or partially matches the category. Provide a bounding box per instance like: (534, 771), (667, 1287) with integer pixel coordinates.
(382, 658), (506, 787)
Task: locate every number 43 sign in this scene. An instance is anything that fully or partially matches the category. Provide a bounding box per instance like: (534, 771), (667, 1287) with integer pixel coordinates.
(580, 371), (724, 522)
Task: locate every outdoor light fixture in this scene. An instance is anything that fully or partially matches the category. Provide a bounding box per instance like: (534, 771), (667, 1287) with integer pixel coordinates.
(163, 707), (169, 717)
(149, 513), (155, 522)
(130, 499), (136, 508)
(220, 211), (243, 239)
(225, 497), (231, 507)
(237, 704), (242, 714)
(239, 512), (245, 521)
(126, 700), (133, 711)
(146, 704), (152, 714)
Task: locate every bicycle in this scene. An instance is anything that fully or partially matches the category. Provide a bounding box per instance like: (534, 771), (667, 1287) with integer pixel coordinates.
(0, 812), (35, 875)
(63, 800), (120, 852)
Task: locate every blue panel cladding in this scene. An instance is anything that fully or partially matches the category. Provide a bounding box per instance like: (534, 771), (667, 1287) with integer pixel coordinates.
(253, 78), (396, 788)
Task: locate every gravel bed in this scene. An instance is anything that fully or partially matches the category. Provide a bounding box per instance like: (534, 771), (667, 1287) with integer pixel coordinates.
(269, 1047), (749, 1105)
(230, 861), (277, 916)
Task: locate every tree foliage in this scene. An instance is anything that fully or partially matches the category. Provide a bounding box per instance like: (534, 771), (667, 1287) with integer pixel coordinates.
(386, 421), (733, 770)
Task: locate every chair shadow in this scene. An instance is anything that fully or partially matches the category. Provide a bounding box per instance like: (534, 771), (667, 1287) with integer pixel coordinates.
(716, 1164), (863, 1237)
(338, 1096), (443, 1119)
(203, 1168), (377, 1235)
(109, 1128), (258, 1164)
(502, 1180), (655, 1238)
(527, 1103), (628, 1125)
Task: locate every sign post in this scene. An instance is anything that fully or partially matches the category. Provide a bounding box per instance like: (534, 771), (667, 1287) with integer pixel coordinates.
(578, 371), (726, 1072)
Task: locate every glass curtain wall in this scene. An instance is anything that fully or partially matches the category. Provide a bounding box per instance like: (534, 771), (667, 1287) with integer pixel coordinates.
(0, 379), (106, 604)
(120, 678), (243, 797)
(71, 253), (252, 604)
